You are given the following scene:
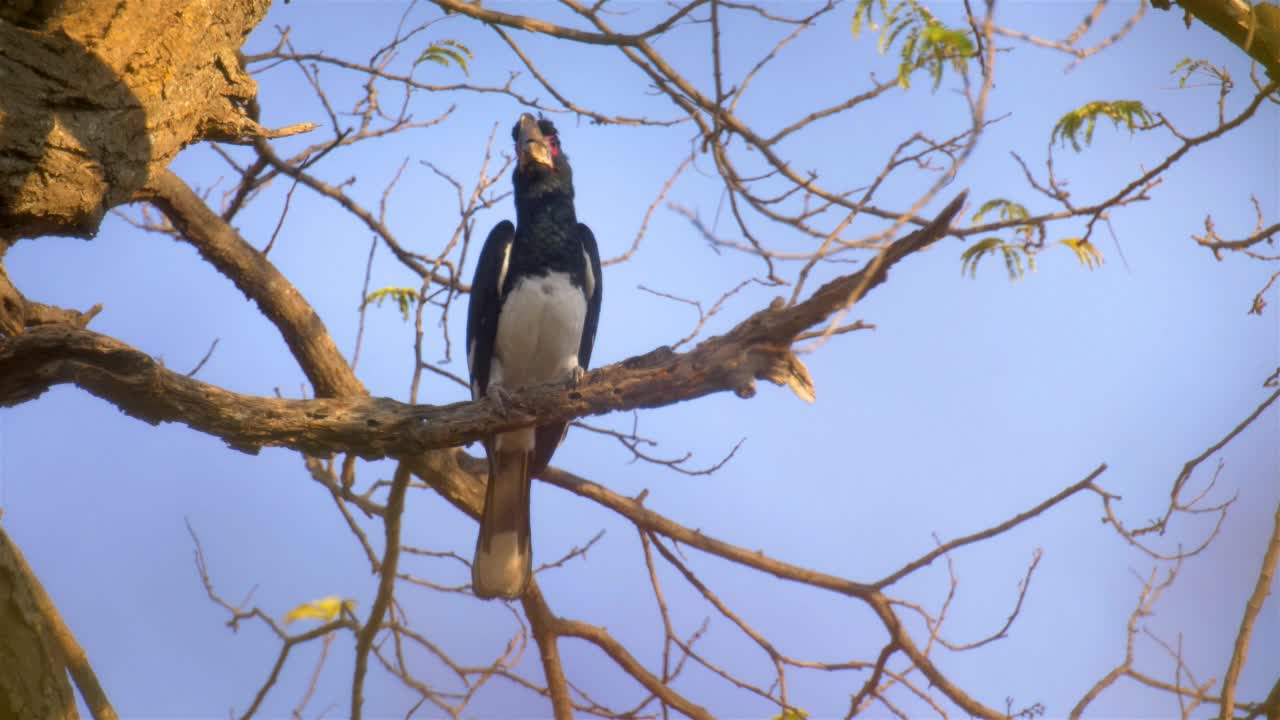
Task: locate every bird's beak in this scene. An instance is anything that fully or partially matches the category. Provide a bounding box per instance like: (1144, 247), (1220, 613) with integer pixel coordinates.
(516, 114), (554, 171)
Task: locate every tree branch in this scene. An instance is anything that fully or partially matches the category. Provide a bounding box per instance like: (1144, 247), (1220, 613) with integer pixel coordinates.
(0, 523), (118, 720)
(0, 0), (272, 237)
(351, 462), (410, 719)
(429, 0), (707, 47)
(555, 617), (715, 720)
(0, 194), (966, 458)
(1221, 497), (1280, 718)
(1158, 0), (1280, 79)
(138, 169), (365, 399)
(520, 583), (573, 720)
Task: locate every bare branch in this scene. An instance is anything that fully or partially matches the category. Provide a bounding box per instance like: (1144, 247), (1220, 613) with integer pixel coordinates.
(1222, 497), (1280, 719)
(352, 462), (411, 719)
(139, 170), (366, 398)
(876, 465), (1107, 588)
(520, 583), (574, 720)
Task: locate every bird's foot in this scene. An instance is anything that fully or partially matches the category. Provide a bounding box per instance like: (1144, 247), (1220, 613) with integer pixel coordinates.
(564, 366), (587, 389)
(486, 383), (514, 417)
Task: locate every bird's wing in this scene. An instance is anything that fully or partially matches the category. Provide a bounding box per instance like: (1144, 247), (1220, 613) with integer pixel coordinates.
(467, 220), (515, 399)
(577, 223), (603, 369)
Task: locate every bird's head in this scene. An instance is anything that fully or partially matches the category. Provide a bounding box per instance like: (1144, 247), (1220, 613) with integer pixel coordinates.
(512, 114), (572, 195)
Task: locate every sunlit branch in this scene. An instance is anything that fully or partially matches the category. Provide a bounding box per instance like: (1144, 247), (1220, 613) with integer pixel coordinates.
(1221, 498), (1280, 718)
(139, 170), (367, 398)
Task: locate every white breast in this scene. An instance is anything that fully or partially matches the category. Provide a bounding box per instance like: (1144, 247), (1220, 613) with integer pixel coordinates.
(492, 272), (586, 392)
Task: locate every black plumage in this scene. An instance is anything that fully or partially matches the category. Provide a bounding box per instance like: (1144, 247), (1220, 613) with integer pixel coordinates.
(466, 114), (602, 599)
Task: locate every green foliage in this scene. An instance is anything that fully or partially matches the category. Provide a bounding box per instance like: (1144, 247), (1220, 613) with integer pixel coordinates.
(416, 39), (473, 76)
(1060, 237), (1104, 270)
(1051, 100), (1154, 152)
(961, 233), (1105, 280)
(851, 0), (889, 33)
(365, 286), (419, 321)
(971, 198), (1035, 242)
(769, 709), (810, 720)
(1171, 57), (1232, 90)
(852, 0), (974, 89)
(964, 198), (1038, 280)
(961, 238), (1036, 281)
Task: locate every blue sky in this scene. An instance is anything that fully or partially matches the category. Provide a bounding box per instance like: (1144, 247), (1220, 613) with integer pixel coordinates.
(3, 1), (1278, 718)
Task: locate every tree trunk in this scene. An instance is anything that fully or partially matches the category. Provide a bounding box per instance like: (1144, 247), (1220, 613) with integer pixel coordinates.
(0, 527), (78, 720)
(0, 0), (275, 712)
(0, 0), (271, 239)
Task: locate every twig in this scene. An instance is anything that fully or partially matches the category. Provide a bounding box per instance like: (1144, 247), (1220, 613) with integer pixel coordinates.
(186, 338), (221, 377)
(876, 465), (1107, 588)
(351, 462), (411, 719)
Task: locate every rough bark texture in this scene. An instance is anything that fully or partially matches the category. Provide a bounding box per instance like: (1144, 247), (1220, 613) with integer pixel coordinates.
(0, 258), (101, 338)
(139, 170), (367, 398)
(0, 263), (24, 337)
(1156, 0), (1280, 78)
(0, 0), (277, 712)
(0, 527), (78, 720)
(0, 0), (271, 238)
(0, 194), (966, 460)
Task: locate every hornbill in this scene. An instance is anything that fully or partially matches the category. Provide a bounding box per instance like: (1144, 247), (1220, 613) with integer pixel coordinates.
(465, 114), (603, 599)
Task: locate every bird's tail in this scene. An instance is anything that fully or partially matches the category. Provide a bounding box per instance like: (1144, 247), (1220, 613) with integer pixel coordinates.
(472, 449), (533, 599)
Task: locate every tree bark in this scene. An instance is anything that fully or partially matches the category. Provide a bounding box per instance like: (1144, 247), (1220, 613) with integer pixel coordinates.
(0, 0), (276, 712)
(0, 0), (271, 239)
(0, 194), (965, 460)
(0, 526), (78, 720)
(1155, 1), (1280, 78)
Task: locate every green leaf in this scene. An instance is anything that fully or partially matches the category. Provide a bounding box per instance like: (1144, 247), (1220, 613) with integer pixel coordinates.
(971, 198), (1035, 242)
(416, 39), (474, 76)
(1171, 57), (1232, 91)
(365, 286), (419, 321)
(914, 22), (974, 89)
(853, 0), (974, 91)
(1051, 100), (1155, 152)
(851, 0), (892, 36)
(971, 198), (1029, 224)
(961, 237), (1035, 281)
(770, 709), (810, 720)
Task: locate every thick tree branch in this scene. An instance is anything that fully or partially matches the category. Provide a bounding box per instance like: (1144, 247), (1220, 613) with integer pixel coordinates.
(16, 0), (1237, 715)
(0, 259), (102, 336)
(0, 194), (964, 458)
(138, 170), (365, 399)
(520, 584), (573, 720)
(1221, 498), (1280, 718)
(0, 523), (116, 720)
(1156, 0), (1280, 79)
